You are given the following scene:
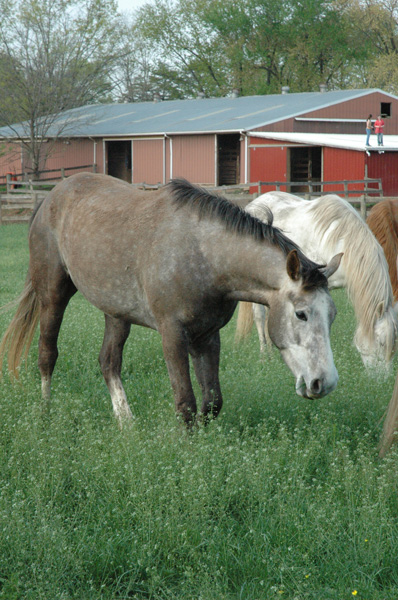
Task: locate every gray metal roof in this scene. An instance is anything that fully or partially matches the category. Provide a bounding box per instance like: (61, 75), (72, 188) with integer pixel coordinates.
(1, 88), (396, 139)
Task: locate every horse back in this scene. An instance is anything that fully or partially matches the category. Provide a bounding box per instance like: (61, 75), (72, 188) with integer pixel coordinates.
(28, 173), (236, 332)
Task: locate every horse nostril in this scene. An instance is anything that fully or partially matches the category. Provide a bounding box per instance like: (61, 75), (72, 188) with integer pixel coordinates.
(310, 378), (323, 396)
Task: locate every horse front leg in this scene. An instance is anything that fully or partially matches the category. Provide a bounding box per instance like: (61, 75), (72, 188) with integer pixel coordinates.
(189, 331), (223, 423)
(99, 315), (132, 424)
(160, 322), (197, 426)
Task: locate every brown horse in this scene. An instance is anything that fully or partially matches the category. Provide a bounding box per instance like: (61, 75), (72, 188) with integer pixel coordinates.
(366, 198), (398, 301)
(367, 199), (398, 455)
(0, 173), (342, 425)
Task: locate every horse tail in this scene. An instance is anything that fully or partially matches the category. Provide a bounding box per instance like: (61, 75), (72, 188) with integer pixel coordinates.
(0, 272), (40, 377)
(379, 372), (398, 457)
(235, 301), (254, 344)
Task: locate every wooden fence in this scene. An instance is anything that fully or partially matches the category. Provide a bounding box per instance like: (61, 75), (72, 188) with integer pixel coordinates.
(0, 165), (97, 224)
(0, 175), (391, 225)
(255, 178), (383, 198)
(1, 164), (97, 188)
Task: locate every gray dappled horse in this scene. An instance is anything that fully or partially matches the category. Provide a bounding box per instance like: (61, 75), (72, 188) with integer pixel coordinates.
(0, 174), (341, 425)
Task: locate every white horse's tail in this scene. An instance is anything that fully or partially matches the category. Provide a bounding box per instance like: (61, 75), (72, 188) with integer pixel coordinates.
(235, 301), (254, 344)
(379, 373), (398, 457)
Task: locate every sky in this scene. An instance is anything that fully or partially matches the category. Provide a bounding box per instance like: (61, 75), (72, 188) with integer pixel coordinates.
(116, 0), (149, 13)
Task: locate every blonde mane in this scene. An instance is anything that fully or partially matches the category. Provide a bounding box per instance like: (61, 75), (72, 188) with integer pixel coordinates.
(309, 195), (395, 355)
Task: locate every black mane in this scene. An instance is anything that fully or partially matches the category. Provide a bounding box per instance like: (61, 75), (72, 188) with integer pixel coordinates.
(168, 178), (327, 290)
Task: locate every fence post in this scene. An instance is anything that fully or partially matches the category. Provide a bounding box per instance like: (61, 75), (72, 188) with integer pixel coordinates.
(344, 182), (348, 200)
(258, 182), (262, 196)
(33, 192), (38, 208)
(61, 168), (65, 179)
(6, 173), (10, 194)
(360, 195), (367, 220)
(93, 163), (97, 173)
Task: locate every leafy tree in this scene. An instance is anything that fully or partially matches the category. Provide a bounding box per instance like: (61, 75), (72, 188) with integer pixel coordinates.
(0, 0), (122, 176)
(135, 0), (230, 98)
(203, 0), (369, 93)
(131, 0), (373, 99)
(341, 0), (398, 92)
(281, 0), (370, 90)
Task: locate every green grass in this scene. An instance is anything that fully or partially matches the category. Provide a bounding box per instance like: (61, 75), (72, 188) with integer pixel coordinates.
(0, 225), (398, 599)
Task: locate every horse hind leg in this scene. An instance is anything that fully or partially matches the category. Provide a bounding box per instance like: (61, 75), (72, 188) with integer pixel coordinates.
(37, 274), (77, 402)
(98, 314), (133, 424)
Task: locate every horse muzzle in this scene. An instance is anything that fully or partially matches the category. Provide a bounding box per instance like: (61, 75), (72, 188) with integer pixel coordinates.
(296, 374), (338, 399)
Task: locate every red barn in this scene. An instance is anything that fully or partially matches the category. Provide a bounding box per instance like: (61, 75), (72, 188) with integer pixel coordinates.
(249, 131), (398, 196)
(1, 87), (398, 194)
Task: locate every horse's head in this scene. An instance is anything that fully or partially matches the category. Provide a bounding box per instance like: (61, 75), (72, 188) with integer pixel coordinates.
(354, 302), (398, 372)
(267, 250), (342, 398)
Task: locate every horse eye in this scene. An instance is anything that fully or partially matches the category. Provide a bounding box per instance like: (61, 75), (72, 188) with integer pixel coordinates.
(295, 311), (307, 322)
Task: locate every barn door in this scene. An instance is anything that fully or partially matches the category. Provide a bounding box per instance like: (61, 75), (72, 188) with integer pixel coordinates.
(106, 140), (132, 182)
(289, 147), (321, 194)
(217, 134), (240, 185)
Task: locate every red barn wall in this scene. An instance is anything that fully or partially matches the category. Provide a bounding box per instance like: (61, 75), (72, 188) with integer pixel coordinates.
(0, 139), (100, 180)
(0, 142), (23, 177)
(254, 91), (398, 136)
(367, 153), (398, 196)
(249, 137), (288, 192)
(45, 139), (98, 172)
(298, 91), (398, 134)
(171, 135), (215, 185)
(132, 138), (164, 184)
(322, 148), (365, 194)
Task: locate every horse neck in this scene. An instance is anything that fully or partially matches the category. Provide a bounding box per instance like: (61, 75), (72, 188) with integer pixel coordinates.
(260, 198), (326, 265)
(204, 230), (288, 304)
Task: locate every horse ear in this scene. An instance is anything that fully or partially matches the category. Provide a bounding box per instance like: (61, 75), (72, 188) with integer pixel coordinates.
(376, 301), (385, 319)
(320, 252), (343, 279)
(286, 249), (301, 281)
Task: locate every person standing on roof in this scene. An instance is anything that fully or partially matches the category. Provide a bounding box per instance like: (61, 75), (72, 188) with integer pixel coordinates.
(366, 114), (373, 146)
(374, 114), (385, 146)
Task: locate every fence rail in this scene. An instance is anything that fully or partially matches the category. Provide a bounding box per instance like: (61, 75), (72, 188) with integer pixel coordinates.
(207, 179), (385, 217)
(0, 164), (97, 224)
(0, 176), (392, 225)
(255, 178), (383, 199)
(2, 164), (97, 190)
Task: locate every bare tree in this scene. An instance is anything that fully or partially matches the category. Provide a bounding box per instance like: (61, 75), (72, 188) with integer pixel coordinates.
(0, 0), (122, 176)
(110, 18), (158, 103)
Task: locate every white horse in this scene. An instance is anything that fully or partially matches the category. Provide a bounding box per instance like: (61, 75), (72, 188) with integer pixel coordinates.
(236, 191), (397, 372)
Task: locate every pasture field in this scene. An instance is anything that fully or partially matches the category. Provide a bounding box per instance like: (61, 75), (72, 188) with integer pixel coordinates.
(0, 225), (398, 600)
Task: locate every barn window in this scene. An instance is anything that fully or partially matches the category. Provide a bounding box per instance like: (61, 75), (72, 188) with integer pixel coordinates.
(381, 102), (391, 118)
